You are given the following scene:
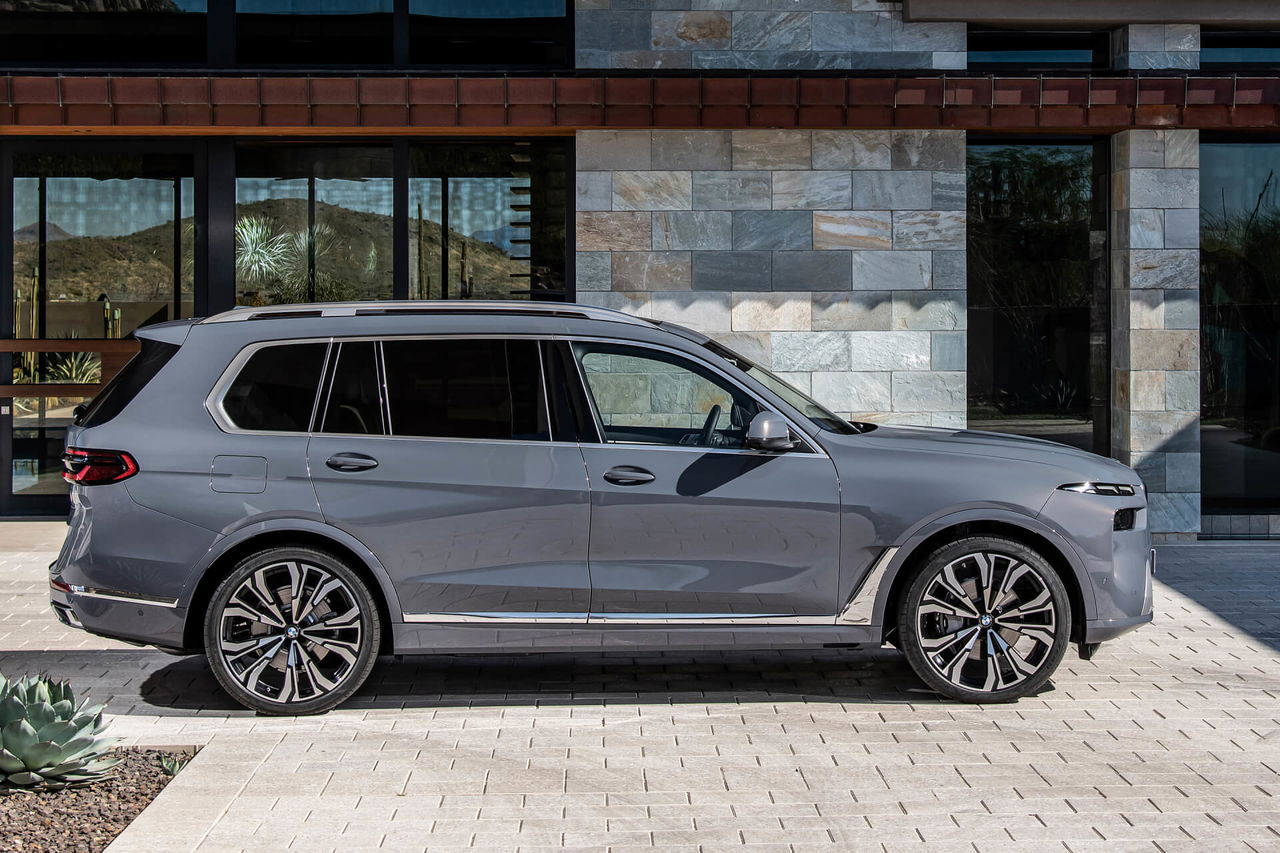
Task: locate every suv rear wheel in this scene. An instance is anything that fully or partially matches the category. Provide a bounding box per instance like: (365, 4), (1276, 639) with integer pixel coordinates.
(204, 547), (381, 715)
(897, 536), (1071, 703)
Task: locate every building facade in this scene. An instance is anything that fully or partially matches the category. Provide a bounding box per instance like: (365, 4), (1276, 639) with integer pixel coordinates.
(0, 0), (1278, 540)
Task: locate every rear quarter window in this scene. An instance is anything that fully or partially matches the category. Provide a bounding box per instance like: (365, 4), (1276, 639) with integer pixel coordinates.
(79, 338), (179, 428)
(221, 342), (327, 432)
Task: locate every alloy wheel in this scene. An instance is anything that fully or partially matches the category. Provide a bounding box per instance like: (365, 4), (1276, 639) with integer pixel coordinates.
(915, 551), (1059, 694)
(216, 560), (365, 705)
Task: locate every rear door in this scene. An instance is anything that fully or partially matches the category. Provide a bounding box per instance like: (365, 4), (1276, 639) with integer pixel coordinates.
(569, 339), (842, 622)
(307, 336), (592, 620)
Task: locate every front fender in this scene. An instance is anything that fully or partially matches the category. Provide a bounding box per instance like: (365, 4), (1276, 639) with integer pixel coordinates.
(856, 507), (1097, 630)
(181, 517), (406, 620)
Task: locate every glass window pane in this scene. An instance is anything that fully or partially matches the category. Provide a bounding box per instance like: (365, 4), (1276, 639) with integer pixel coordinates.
(0, 0), (207, 67)
(382, 339), (546, 441)
(235, 146), (394, 305)
(1200, 142), (1280, 511)
(12, 396), (92, 498)
(1201, 30), (1280, 67)
(236, 0), (393, 64)
(966, 143), (1110, 454)
(321, 341), (384, 435)
(409, 0), (568, 66)
(12, 153), (195, 341)
(223, 343), (327, 431)
(409, 142), (567, 301)
(967, 28), (1108, 70)
(574, 343), (762, 449)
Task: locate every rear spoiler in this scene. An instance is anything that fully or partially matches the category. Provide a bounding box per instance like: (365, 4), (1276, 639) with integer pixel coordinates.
(134, 318), (199, 347)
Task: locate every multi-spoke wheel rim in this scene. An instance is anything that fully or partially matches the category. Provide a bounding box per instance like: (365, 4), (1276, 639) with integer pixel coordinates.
(916, 551), (1058, 694)
(218, 561), (364, 705)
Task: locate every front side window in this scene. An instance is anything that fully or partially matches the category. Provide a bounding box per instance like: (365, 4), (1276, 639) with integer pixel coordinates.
(222, 342), (326, 431)
(382, 338), (547, 441)
(573, 343), (763, 450)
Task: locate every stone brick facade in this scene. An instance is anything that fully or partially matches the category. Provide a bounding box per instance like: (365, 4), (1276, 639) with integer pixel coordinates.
(1110, 129), (1201, 540)
(575, 128), (967, 428)
(574, 1), (965, 71)
(1112, 24), (1200, 70)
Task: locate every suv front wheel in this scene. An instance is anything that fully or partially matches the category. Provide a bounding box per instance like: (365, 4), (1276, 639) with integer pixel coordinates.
(204, 547), (381, 715)
(897, 536), (1071, 703)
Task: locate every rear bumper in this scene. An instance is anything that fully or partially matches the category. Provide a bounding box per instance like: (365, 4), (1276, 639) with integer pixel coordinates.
(1084, 611), (1154, 643)
(49, 583), (189, 650)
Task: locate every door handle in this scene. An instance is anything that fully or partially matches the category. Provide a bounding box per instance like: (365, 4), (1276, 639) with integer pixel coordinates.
(325, 453), (379, 472)
(602, 465), (655, 486)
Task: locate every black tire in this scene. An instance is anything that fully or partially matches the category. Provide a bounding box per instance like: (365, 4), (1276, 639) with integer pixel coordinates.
(204, 547), (382, 715)
(897, 536), (1071, 703)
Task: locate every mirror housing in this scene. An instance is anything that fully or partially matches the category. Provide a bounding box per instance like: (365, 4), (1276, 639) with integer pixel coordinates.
(746, 412), (797, 452)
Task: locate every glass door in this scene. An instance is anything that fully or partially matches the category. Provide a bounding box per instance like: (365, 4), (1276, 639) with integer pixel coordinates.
(2, 146), (195, 515)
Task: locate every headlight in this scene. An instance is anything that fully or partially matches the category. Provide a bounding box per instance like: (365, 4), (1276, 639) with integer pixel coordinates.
(1058, 482), (1137, 497)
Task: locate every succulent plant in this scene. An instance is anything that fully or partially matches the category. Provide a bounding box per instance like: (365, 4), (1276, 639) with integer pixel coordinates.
(0, 672), (120, 793)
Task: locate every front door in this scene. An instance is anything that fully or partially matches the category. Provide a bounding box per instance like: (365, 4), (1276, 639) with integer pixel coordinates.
(570, 340), (841, 622)
(307, 336), (591, 620)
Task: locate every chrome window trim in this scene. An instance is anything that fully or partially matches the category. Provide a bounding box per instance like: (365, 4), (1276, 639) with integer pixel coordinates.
(205, 337), (334, 438)
(837, 546), (899, 626)
(565, 336), (825, 458)
(208, 332), (559, 441)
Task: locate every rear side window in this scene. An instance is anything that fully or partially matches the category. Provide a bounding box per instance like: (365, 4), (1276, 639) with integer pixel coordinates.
(381, 339), (548, 441)
(222, 343), (327, 432)
(79, 338), (179, 428)
(320, 341), (385, 436)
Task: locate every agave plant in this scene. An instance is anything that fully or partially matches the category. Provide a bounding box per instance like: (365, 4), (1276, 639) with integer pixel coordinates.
(0, 673), (119, 793)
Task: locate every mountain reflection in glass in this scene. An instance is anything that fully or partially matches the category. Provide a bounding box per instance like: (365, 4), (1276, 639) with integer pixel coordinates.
(234, 146), (394, 306)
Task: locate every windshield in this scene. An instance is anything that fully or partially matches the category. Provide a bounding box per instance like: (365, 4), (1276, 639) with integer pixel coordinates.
(704, 342), (870, 435)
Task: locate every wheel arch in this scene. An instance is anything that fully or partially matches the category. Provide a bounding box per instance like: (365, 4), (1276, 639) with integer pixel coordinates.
(872, 511), (1093, 645)
(181, 520), (401, 654)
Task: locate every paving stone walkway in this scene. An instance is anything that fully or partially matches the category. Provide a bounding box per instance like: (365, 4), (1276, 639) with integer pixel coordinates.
(1, 523), (1278, 852)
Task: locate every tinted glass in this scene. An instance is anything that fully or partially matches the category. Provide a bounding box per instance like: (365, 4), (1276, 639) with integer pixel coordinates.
(409, 0), (569, 67)
(235, 146), (394, 306)
(1202, 30), (1280, 67)
(0, 0), (207, 67)
(1200, 142), (1280, 511)
(382, 339), (547, 441)
(574, 343), (763, 449)
(79, 339), (179, 428)
(223, 342), (326, 431)
(236, 0), (393, 65)
(320, 341), (384, 435)
(967, 142), (1110, 454)
(967, 28), (1108, 70)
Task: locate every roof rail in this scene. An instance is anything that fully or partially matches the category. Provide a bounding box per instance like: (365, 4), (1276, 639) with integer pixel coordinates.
(201, 300), (654, 328)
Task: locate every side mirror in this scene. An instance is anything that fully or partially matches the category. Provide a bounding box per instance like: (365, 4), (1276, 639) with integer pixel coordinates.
(746, 411), (797, 452)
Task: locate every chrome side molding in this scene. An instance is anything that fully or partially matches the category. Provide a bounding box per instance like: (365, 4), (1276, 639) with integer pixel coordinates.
(836, 546), (899, 626)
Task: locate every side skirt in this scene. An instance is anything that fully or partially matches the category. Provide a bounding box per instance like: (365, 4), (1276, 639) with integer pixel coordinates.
(392, 622), (881, 654)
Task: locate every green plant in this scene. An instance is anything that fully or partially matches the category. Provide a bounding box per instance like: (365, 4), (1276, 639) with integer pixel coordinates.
(159, 753), (189, 776)
(45, 351), (102, 386)
(0, 673), (120, 793)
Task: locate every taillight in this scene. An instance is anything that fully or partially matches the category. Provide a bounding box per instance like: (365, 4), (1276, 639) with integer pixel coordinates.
(62, 448), (139, 486)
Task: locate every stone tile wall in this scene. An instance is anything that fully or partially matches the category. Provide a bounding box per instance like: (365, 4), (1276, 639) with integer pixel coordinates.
(574, 1), (965, 70)
(1112, 24), (1200, 70)
(575, 128), (967, 427)
(1111, 129), (1201, 541)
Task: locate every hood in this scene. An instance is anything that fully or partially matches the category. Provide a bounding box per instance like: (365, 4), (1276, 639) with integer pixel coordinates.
(826, 424), (1141, 485)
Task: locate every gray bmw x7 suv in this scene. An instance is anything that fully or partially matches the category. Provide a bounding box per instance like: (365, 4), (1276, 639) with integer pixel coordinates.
(50, 301), (1154, 714)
